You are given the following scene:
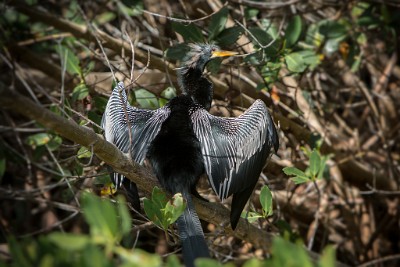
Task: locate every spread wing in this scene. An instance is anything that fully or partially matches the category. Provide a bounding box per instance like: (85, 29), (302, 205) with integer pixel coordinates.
(101, 82), (170, 188)
(190, 100), (279, 200)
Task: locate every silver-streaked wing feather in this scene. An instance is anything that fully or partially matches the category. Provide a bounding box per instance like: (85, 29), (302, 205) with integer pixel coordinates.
(190, 100), (278, 200)
(101, 82), (170, 187)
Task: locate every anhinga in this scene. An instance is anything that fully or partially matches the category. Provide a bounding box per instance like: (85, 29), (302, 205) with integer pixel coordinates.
(102, 44), (279, 267)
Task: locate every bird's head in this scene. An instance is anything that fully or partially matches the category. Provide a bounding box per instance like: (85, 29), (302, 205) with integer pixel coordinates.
(183, 43), (238, 72)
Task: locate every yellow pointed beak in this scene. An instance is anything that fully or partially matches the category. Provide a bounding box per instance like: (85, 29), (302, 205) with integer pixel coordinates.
(211, 50), (238, 58)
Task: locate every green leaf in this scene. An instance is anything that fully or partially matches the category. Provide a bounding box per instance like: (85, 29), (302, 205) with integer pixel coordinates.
(317, 155), (329, 180)
(245, 7), (259, 19)
(72, 83), (89, 102)
(215, 26), (244, 46)
(309, 150), (321, 178)
(143, 187), (169, 229)
(81, 192), (118, 241)
(171, 22), (203, 42)
(243, 258), (263, 267)
(261, 19), (279, 40)
(47, 135), (62, 151)
(319, 245), (336, 267)
(164, 44), (190, 61)
(270, 237), (313, 267)
(26, 133), (52, 148)
(208, 7), (229, 40)
(116, 195), (132, 236)
(7, 236), (31, 267)
(285, 15), (302, 47)
(163, 193), (186, 225)
(134, 88), (159, 109)
(57, 45), (81, 76)
(77, 146), (92, 159)
(259, 185), (273, 217)
(283, 167), (310, 184)
(195, 258), (224, 267)
(47, 233), (89, 251)
(241, 211), (263, 223)
(248, 27), (273, 47)
(285, 52), (307, 73)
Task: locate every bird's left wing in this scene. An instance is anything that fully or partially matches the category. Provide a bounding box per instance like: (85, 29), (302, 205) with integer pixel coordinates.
(102, 82), (170, 188)
(190, 100), (278, 200)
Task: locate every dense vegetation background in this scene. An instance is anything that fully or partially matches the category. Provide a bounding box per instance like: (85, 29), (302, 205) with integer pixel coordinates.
(1, 0), (400, 266)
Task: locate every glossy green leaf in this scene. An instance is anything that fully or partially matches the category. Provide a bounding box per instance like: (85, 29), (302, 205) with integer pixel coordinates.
(48, 233), (89, 251)
(285, 15), (302, 47)
(208, 7), (229, 40)
(259, 185), (273, 217)
(285, 52), (307, 73)
(171, 22), (203, 42)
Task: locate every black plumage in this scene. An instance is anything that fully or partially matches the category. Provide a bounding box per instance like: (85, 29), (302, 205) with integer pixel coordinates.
(102, 43), (279, 266)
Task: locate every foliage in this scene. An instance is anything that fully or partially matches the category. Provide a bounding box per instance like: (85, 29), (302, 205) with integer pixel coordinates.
(283, 149), (331, 185)
(241, 185), (273, 223)
(143, 186), (186, 230)
(2, 193), (163, 267)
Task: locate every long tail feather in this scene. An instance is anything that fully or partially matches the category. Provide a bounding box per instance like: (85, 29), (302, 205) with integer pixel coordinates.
(176, 192), (209, 267)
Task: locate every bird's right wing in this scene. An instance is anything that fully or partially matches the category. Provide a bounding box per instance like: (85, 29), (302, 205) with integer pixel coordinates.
(101, 82), (170, 188)
(190, 100), (279, 200)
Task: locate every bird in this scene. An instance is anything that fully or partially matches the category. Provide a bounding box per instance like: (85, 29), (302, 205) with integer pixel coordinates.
(102, 43), (279, 267)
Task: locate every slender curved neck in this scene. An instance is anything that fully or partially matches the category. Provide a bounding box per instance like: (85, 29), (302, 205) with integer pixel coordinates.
(178, 66), (213, 111)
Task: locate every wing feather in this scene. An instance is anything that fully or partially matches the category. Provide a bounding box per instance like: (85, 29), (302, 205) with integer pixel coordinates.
(101, 82), (170, 187)
(191, 100), (278, 200)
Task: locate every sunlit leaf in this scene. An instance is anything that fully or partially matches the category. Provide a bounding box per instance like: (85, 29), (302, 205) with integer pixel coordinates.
(241, 211), (263, 223)
(77, 146), (92, 158)
(259, 185), (273, 217)
(163, 193), (186, 225)
(48, 233), (89, 251)
(285, 52), (307, 73)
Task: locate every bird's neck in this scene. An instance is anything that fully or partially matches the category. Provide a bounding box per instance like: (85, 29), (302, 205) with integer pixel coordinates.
(179, 67), (213, 111)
